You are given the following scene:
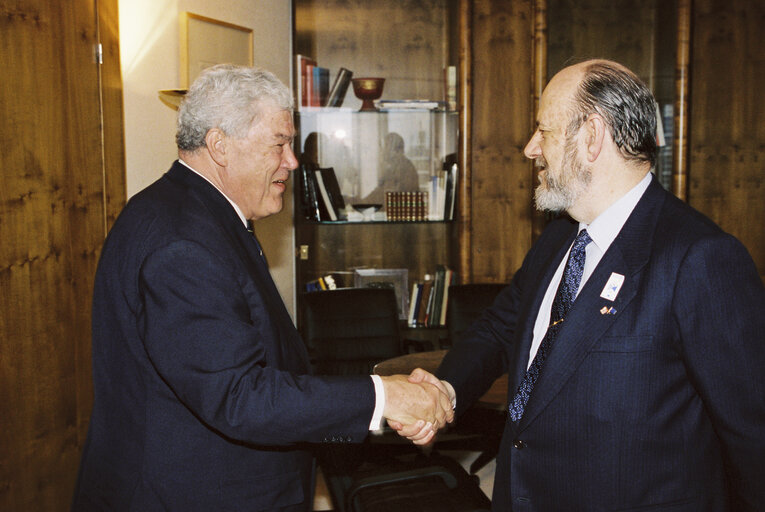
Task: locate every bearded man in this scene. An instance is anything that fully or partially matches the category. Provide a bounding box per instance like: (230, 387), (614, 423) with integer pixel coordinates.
(395, 59), (765, 511)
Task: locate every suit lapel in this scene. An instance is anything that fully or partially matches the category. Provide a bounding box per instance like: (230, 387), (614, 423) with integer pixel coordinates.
(166, 162), (311, 372)
(517, 177), (667, 430)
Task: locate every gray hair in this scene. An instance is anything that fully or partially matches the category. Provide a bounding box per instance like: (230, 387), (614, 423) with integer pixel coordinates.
(567, 61), (657, 167)
(176, 64), (294, 151)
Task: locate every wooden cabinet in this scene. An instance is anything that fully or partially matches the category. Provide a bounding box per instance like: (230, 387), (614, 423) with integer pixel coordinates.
(293, 0), (462, 325)
(0, 0), (125, 509)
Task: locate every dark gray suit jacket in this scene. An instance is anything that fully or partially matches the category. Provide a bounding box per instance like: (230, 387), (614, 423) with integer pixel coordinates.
(73, 162), (375, 511)
(439, 176), (765, 511)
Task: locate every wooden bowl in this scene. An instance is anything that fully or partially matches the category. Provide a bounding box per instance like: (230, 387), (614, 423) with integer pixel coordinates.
(352, 77), (385, 111)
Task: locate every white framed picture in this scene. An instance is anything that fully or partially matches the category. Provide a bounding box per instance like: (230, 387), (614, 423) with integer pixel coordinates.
(353, 268), (409, 320)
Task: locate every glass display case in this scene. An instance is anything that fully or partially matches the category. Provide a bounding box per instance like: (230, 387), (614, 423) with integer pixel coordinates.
(296, 108), (458, 222)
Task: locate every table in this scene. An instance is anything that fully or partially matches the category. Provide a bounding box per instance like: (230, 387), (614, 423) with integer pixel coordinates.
(373, 349), (508, 410)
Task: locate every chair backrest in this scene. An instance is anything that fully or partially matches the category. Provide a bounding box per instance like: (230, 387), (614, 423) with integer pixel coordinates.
(446, 283), (506, 347)
(301, 288), (402, 376)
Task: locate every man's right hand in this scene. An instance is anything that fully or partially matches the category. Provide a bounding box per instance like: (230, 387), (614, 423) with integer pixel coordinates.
(380, 374), (454, 433)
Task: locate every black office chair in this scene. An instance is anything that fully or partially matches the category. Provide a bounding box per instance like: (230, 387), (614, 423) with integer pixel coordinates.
(301, 287), (403, 375)
(445, 283), (507, 348)
(300, 288), (491, 512)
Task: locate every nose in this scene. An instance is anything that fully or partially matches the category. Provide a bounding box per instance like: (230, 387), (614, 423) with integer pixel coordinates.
(523, 130), (542, 160)
(283, 142), (299, 171)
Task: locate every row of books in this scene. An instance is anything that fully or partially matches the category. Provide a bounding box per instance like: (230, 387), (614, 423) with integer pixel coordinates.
(305, 274), (339, 292)
(295, 55), (353, 108)
(297, 162), (457, 223)
(385, 191), (427, 221)
(298, 164), (346, 222)
(407, 265), (456, 327)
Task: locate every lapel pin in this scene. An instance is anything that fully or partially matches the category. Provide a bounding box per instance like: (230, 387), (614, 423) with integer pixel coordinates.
(600, 272), (625, 301)
(600, 306), (617, 315)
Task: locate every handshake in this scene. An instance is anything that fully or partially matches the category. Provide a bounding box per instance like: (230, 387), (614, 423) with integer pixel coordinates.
(380, 368), (456, 446)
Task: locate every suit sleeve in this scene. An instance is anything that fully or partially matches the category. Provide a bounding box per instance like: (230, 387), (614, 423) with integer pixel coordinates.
(673, 233), (765, 510)
(436, 239), (541, 416)
(137, 239), (375, 446)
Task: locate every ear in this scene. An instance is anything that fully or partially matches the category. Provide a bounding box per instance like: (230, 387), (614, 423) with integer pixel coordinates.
(583, 113), (607, 162)
(205, 128), (228, 167)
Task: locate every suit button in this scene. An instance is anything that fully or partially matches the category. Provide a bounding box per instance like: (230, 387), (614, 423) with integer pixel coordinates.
(513, 439), (525, 449)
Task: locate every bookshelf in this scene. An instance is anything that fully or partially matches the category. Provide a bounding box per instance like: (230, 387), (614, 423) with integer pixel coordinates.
(293, 0), (462, 329)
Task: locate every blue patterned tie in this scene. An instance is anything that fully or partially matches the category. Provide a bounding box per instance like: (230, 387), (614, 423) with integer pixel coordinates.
(508, 229), (592, 422)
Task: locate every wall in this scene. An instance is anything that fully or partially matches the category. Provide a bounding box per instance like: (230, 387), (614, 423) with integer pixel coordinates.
(119, 0), (297, 315)
(689, 0), (764, 280)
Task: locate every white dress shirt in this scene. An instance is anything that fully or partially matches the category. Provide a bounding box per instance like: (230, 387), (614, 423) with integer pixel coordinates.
(526, 172), (652, 368)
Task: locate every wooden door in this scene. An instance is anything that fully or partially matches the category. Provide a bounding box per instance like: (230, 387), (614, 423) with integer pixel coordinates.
(0, 0), (125, 509)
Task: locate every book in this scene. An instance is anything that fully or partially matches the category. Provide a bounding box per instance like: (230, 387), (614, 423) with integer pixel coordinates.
(417, 275), (433, 326)
(378, 99), (445, 110)
(326, 67), (353, 107)
(407, 282), (421, 327)
(312, 66), (330, 106)
(444, 65), (457, 111)
(431, 266), (446, 326)
(443, 160), (458, 221)
(295, 54), (317, 108)
(439, 267), (455, 326)
(314, 168), (338, 221)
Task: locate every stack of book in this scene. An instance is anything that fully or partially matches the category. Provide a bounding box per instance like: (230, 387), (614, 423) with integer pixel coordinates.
(407, 265), (456, 327)
(295, 55), (353, 109)
(385, 191), (427, 221)
(298, 165), (345, 222)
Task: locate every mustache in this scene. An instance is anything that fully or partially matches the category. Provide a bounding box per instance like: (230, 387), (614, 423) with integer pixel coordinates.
(535, 156), (547, 169)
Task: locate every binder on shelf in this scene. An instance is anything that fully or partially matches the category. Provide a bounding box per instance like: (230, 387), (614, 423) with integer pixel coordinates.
(314, 169), (337, 221)
(299, 164), (322, 221)
(326, 67), (353, 107)
(316, 167), (345, 214)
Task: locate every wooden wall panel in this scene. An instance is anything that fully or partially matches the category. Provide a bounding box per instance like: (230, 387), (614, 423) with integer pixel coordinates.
(0, 0), (124, 509)
(469, 0), (535, 283)
(688, 0), (765, 279)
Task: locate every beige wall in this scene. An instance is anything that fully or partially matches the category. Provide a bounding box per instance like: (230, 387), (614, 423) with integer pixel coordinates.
(119, 0), (297, 317)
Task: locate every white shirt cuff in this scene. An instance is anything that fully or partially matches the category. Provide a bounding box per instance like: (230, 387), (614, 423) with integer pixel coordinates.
(369, 375), (386, 431)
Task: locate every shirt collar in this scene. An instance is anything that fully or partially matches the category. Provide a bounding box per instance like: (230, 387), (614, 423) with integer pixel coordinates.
(580, 171), (652, 254)
(178, 158), (248, 228)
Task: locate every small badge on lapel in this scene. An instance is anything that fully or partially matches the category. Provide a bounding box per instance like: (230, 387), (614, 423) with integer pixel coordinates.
(600, 272), (625, 301)
(600, 306), (617, 315)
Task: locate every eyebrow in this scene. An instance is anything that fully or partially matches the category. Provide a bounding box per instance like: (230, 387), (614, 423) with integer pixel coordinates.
(274, 132), (296, 143)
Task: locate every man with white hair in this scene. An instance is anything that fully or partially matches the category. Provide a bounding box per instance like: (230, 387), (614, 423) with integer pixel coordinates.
(72, 65), (452, 511)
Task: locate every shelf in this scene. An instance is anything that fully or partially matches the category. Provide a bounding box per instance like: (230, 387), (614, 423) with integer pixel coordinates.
(298, 219), (452, 225)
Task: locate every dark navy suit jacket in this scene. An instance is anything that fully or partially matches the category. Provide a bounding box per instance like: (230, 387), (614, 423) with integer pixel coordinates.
(73, 162), (375, 511)
(438, 176), (765, 511)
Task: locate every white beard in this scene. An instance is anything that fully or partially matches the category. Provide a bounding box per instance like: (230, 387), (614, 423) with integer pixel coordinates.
(534, 136), (591, 213)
